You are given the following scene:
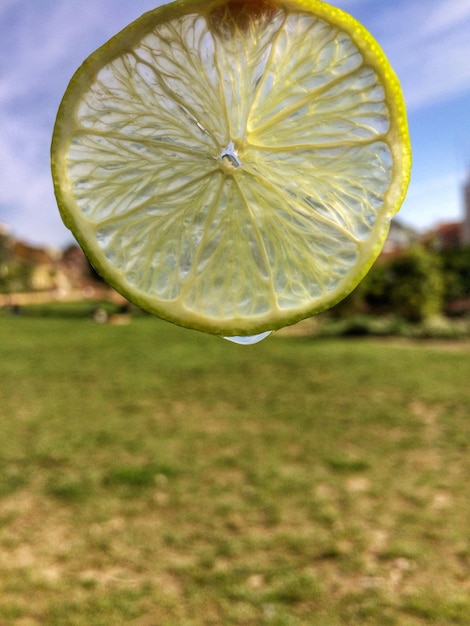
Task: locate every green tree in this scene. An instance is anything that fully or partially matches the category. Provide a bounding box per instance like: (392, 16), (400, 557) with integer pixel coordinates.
(438, 245), (470, 303)
(0, 232), (12, 292)
(362, 261), (394, 312)
(332, 261), (392, 316)
(388, 245), (443, 322)
(0, 232), (34, 294)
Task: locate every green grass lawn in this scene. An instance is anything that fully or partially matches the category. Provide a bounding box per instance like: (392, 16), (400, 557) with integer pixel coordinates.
(1, 303), (470, 625)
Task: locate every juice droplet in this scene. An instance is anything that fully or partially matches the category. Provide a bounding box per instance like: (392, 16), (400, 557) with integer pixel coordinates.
(223, 331), (272, 345)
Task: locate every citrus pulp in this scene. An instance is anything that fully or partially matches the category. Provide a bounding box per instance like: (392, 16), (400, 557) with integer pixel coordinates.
(51, 0), (411, 336)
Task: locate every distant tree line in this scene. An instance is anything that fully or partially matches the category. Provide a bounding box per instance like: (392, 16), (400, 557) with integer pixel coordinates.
(2, 229), (470, 323)
(335, 244), (470, 322)
(0, 231), (32, 293)
(0, 236), (97, 294)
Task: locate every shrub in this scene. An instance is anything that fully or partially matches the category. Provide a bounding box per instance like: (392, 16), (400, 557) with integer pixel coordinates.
(387, 245), (444, 322)
(437, 245), (470, 315)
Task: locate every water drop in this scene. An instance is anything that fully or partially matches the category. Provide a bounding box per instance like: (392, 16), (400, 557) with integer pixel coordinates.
(223, 331), (272, 345)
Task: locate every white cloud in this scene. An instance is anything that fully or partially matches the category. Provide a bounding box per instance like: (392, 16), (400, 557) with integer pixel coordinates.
(334, 0), (373, 7)
(401, 170), (465, 230)
(422, 0), (470, 39)
(0, 1), (160, 246)
(0, 112), (67, 246)
(0, 0), (17, 17)
(366, 0), (470, 111)
(407, 172), (464, 200)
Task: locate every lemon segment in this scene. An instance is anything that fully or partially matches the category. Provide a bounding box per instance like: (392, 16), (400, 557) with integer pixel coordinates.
(51, 0), (411, 336)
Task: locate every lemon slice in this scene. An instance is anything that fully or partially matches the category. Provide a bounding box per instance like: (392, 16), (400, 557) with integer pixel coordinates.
(51, 0), (411, 336)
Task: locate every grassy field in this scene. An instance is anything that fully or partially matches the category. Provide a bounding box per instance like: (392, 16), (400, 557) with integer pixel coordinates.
(1, 303), (470, 625)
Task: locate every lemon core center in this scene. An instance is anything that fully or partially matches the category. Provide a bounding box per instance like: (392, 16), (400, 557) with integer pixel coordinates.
(219, 140), (242, 173)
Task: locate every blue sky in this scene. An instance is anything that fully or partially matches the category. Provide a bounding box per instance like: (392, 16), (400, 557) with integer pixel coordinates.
(1, 0), (470, 248)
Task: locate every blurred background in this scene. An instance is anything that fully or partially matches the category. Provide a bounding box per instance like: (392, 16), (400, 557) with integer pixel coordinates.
(1, 2), (470, 625)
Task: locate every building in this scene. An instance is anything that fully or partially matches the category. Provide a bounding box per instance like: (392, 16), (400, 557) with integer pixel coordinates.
(430, 222), (464, 250)
(425, 172), (470, 250)
(380, 218), (418, 258)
